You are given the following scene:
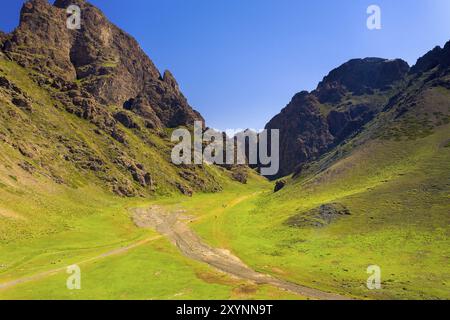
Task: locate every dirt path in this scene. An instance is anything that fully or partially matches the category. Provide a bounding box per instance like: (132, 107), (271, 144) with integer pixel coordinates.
(0, 195), (256, 292)
(133, 206), (349, 300)
(0, 236), (161, 291)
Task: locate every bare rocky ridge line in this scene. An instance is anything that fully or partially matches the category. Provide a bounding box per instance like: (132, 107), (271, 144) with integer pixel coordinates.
(133, 206), (350, 300)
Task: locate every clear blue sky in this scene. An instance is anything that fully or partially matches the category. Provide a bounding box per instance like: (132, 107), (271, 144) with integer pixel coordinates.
(1, 0), (450, 130)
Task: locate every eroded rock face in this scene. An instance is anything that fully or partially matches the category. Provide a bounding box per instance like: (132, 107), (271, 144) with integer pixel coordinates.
(265, 92), (334, 178)
(410, 42), (450, 74)
(315, 58), (409, 102)
(5, 0), (203, 129)
(265, 58), (410, 179)
(326, 104), (375, 142)
(0, 31), (8, 47)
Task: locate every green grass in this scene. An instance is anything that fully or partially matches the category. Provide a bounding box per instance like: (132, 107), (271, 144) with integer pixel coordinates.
(1, 55), (449, 300)
(189, 126), (450, 300)
(0, 53), (302, 300)
(1, 122), (448, 299)
(0, 176), (301, 300)
(0, 237), (299, 300)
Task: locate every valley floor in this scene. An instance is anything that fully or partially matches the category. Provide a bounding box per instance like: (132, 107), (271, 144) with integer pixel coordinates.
(0, 127), (449, 300)
(0, 179), (306, 300)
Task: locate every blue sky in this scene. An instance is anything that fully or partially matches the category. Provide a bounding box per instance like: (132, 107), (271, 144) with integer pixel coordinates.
(1, 0), (450, 130)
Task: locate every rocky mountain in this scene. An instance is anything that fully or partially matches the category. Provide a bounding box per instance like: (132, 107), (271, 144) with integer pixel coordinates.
(4, 0), (203, 130)
(0, 0), (236, 198)
(1, 0), (449, 191)
(266, 47), (450, 179)
(265, 91), (333, 178)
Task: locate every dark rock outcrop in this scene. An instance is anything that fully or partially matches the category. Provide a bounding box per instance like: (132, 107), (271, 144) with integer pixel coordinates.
(176, 183), (193, 197)
(265, 92), (334, 178)
(274, 180), (286, 192)
(4, 0), (203, 129)
(410, 42), (450, 74)
(315, 58), (409, 102)
(230, 166), (248, 184)
(326, 104), (375, 142)
(265, 58), (410, 179)
(285, 203), (351, 228)
(114, 111), (140, 129)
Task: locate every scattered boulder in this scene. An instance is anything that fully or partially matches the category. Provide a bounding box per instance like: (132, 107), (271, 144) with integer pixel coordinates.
(11, 97), (32, 112)
(115, 156), (153, 188)
(112, 179), (137, 197)
(111, 129), (126, 144)
(17, 143), (37, 159)
(132, 171), (153, 188)
(18, 161), (36, 174)
(114, 111), (140, 129)
(274, 180), (286, 192)
(231, 166), (248, 184)
(176, 183), (193, 197)
(0, 76), (21, 94)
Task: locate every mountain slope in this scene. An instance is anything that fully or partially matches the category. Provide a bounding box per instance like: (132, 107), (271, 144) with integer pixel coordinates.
(208, 41), (449, 299)
(0, 0), (277, 300)
(266, 58), (410, 178)
(190, 45), (450, 298)
(0, 0), (248, 244)
(0, 0), (449, 301)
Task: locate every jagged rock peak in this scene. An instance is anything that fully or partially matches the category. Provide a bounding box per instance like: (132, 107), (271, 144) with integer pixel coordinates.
(163, 70), (180, 92)
(53, 0), (88, 8)
(316, 58), (409, 99)
(410, 40), (450, 74)
(4, 0), (204, 128)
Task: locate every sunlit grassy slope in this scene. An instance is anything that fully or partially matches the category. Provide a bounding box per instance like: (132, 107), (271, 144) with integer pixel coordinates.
(0, 55), (302, 299)
(0, 55), (231, 242)
(191, 125), (450, 300)
(185, 68), (450, 300)
(1, 52), (449, 300)
(0, 171), (303, 300)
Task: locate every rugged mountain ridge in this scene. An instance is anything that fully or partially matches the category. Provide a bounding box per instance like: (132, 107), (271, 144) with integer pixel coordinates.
(0, 0), (231, 198)
(3, 0), (203, 131)
(266, 46), (450, 179)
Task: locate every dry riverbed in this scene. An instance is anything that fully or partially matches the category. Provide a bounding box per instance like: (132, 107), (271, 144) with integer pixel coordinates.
(133, 206), (349, 300)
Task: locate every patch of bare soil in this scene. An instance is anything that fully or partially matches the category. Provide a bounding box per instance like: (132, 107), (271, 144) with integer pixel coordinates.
(0, 207), (26, 221)
(133, 206), (349, 300)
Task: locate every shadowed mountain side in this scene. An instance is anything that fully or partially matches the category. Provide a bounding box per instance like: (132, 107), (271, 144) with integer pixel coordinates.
(266, 43), (450, 179)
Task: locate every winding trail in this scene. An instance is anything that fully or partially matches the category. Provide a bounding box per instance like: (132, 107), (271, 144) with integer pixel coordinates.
(1, 194), (349, 300)
(0, 236), (161, 291)
(133, 206), (349, 300)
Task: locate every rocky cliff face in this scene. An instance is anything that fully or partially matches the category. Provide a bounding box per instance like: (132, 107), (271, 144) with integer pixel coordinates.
(266, 57), (416, 178)
(265, 92), (333, 178)
(314, 58), (409, 103)
(3, 0), (202, 131)
(267, 42), (450, 179)
(410, 42), (450, 74)
(0, 0), (221, 198)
